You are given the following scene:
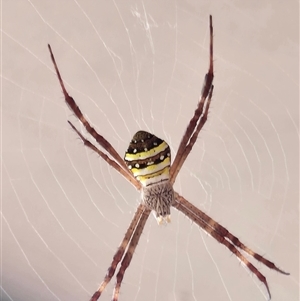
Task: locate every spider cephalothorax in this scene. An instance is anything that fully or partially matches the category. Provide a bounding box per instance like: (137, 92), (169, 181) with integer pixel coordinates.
(142, 180), (174, 223)
(124, 131), (174, 223)
(48, 15), (288, 301)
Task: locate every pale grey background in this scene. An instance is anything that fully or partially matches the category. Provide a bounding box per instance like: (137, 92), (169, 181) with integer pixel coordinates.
(2, 1), (299, 301)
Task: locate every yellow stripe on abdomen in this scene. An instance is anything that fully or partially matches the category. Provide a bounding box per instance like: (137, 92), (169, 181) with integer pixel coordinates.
(124, 131), (171, 187)
(130, 157), (170, 176)
(136, 166), (170, 187)
(124, 141), (169, 161)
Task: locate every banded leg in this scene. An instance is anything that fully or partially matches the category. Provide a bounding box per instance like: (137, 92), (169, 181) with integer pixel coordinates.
(175, 193), (289, 274)
(67, 121), (140, 190)
(173, 192), (289, 299)
(112, 207), (151, 301)
(90, 204), (147, 301)
(170, 15), (214, 184)
(48, 44), (132, 179)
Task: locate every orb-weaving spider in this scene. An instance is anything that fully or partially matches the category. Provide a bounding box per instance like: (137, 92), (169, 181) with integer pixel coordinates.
(48, 15), (288, 301)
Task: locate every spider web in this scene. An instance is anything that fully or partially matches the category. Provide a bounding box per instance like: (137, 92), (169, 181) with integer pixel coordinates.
(1, 1), (299, 301)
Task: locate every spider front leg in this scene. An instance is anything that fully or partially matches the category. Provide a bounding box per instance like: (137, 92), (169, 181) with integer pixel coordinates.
(112, 207), (151, 301)
(170, 15), (214, 184)
(173, 192), (289, 299)
(90, 204), (148, 301)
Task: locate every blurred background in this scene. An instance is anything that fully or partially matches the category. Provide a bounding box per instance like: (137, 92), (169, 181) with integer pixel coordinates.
(2, 1), (299, 301)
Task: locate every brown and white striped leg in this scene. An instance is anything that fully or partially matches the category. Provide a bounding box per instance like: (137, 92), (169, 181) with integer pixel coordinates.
(174, 193), (289, 274)
(67, 121), (140, 190)
(170, 15), (214, 184)
(112, 207), (151, 301)
(48, 44), (131, 178)
(173, 192), (289, 299)
(90, 204), (147, 301)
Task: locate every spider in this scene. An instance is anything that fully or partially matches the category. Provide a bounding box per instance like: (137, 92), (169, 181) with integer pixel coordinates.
(48, 15), (288, 301)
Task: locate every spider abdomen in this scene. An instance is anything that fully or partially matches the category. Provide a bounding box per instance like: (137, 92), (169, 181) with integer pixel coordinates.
(124, 131), (171, 187)
(124, 131), (174, 223)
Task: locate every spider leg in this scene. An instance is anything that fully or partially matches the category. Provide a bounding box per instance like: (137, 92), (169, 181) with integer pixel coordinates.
(170, 15), (214, 184)
(112, 207), (151, 301)
(171, 85), (213, 184)
(90, 204), (149, 301)
(48, 44), (131, 178)
(173, 192), (289, 299)
(67, 121), (141, 190)
(175, 193), (289, 274)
